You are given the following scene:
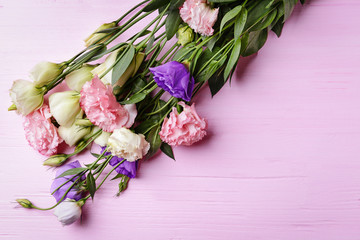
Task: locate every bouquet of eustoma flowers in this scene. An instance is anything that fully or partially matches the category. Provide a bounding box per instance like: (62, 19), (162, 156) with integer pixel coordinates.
(9, 0), (305, 225)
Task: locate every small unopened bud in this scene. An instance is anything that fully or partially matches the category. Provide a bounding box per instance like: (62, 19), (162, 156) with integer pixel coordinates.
(116, 175), (130, 196)
(177, 26), (194, 46)
(74, 118), (93, 127)
(84, 22), (117, 47)
(43, 154), (69, 167)
(30, 61), (66, 86)
(16, 199), (33, 208)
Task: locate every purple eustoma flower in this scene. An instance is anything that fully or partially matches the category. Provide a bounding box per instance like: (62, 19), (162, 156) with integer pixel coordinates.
(50, 161), (85, 202)
(149, 61), (194, 101)
(101, 147), (137, 178)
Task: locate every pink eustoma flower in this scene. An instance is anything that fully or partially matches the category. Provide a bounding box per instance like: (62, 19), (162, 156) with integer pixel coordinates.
(23, 104), (63, 156)
(159, 101), (207, 146)
(80, 76), (130, 132)
(179, 0), (219, 36)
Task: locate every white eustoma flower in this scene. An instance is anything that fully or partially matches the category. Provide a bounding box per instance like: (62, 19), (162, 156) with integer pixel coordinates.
(30, 61), (64, 86)
(65, 64), (96, 92)
(54, 199), (82, 226)
(107, 128), (150, 162)
(58, 111), (91, 146)
(49, 91), (81, 127)
(9, 79), (45, 116)
(84, 22), (116, 47)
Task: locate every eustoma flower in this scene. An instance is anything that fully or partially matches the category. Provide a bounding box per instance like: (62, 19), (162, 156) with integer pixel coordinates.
(49, 91), (82, 127)
(57, 111), (91, 147)
(80, 76), (131, 132)
(65, 64), (96, 92)
(30, 61), (65, 86)
(23, 104), (63, 156)
(179, 0), (219, 36)
(159, 101), (207, 146)
(53, 199), (82, 226)
(107, 128), (150, 162)
(9, 79), (46, 116)
(50, 161), (85, 202)
(149, 61), (194, 101)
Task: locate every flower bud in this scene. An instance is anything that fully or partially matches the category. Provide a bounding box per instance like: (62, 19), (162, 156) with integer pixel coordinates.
(94, 129), (111, 146)
(74, 118), (93, 127)
(9, 79), (46, 116)
(65, 64), (96, 92)
(16, 199), (33, 208)
(58, 111), (92, 147)
(53, 199), (82, 226)
(30, 61), (65, 86)
(84, 22), (116, 47)
(91, 50), (145, 87)
(177, 26), (194, 46)
(116, 52), (145, 87)
(49, 91), (81, 127)
(91, 49), (118, 85)
(43, 154), (69, 167)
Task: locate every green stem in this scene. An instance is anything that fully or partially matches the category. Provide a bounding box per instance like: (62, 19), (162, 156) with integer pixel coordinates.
(146, 97), (175, 116)
(114, 0), (150, 25)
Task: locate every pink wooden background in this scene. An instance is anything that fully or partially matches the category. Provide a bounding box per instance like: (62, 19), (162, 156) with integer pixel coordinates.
(1, 0), (360, 239)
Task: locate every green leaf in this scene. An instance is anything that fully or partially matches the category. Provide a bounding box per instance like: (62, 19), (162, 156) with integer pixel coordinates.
(300, 0), (306, 4)
(111, 173), (123, 181)
(196, 54), (226, 83)
(112, 46), (135, 86)
(127, 30), (151, 41)
(56, 167), (87, 179)
(206, 36), (218, 52)
(143, 0), (170, 12)
(91, 153), (100, 158)
(145, 35), (155, 54)
(251, 9), (277, 32)
(120, 92), (147, 104)
(172, 43), (196, 61)
(160, 142), (175, 160)
(170, 0), (185, 10)
(234, 8), (248, 39)
(86, 172), (96, 199)
(116, 175), (130, 196)
(166, 9), (182, 40)
(208, 69), (226, 97)
(146, 126), (162, 159)
(283, 0), (297, 21)
(244, 0), (274, 30)
(220, 5), (242, 34)
(241, 29), (268, 57)
(271, 18), (284, 37)
(135, 119), (159, 134)
(224, 37), (241, 81)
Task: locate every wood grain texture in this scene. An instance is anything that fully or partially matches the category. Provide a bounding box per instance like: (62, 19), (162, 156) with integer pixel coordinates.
(1, 0), (360, 239)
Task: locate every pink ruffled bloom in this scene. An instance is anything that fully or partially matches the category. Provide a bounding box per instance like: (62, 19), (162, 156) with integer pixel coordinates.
(23, 105), (63, 156)
(80, 76), (130, 132)
(159, 102), (207, 146)
(179, 0), (219, 36)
